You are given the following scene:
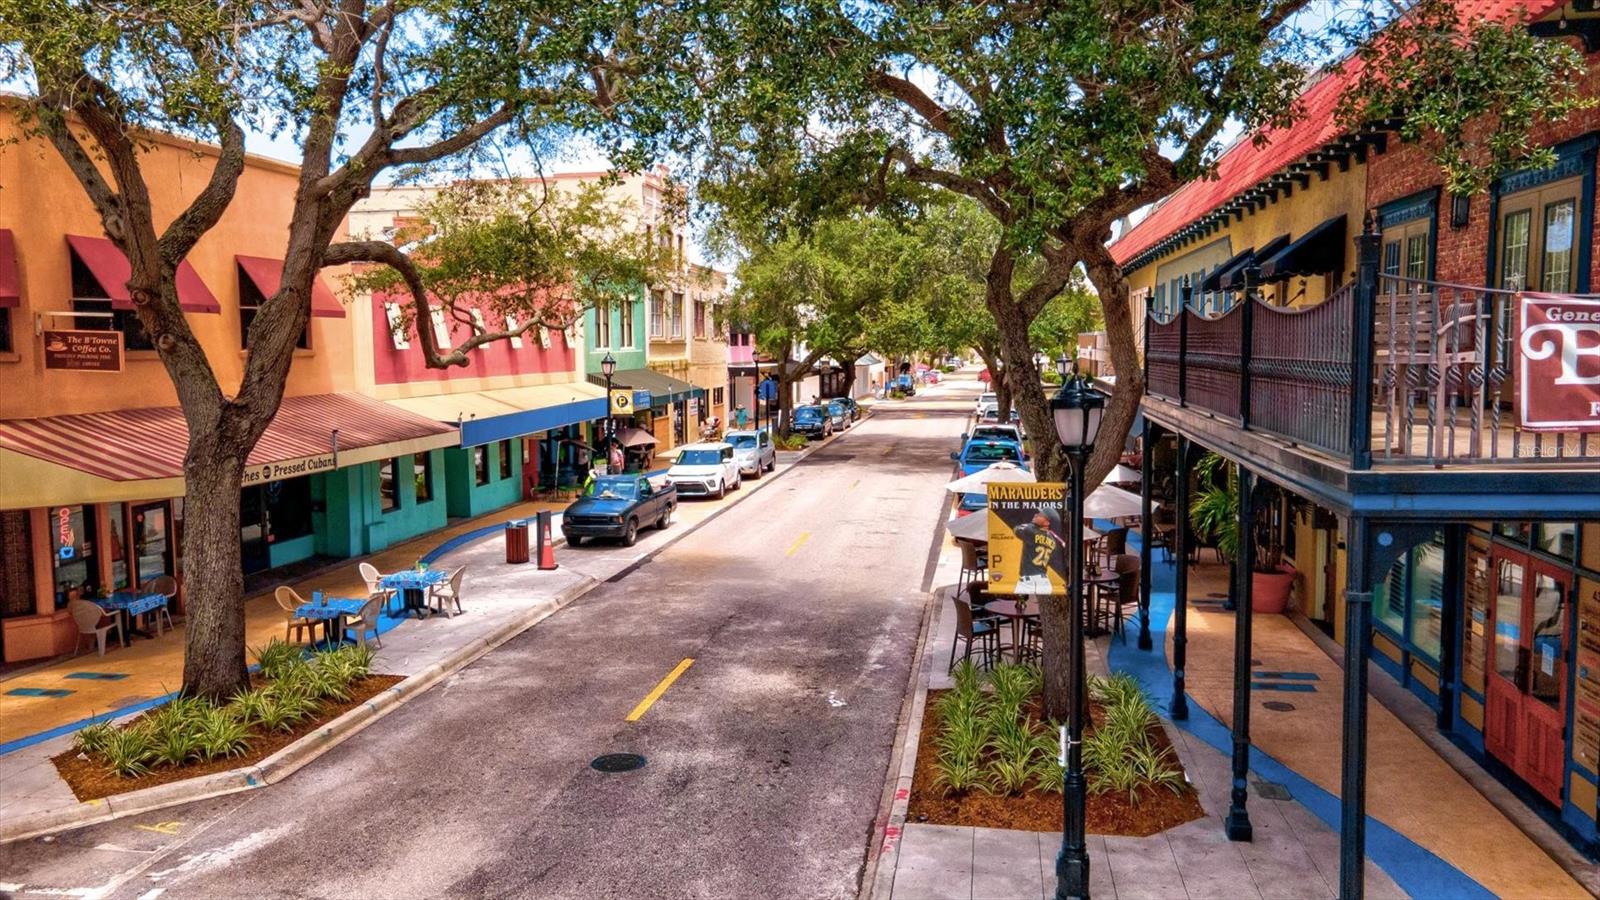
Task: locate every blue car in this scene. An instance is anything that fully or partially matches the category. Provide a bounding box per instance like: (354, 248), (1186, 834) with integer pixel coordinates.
(562, 475), (677, 546)
(949, 438), (1028, 517)
(894, 374), (916, 396)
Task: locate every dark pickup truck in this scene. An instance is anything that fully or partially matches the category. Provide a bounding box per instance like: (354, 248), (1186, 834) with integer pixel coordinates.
(561, 475), (677, 547)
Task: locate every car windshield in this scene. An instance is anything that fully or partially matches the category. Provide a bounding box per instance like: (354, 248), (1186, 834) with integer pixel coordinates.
(972, 427), (1015, 441)
(795, 407), (822, 422)
(965, 443), (1021, 462)
(676, 449), (722, 466)
(827, 402), (844, 414)
(593, 479), (638, 500)
(728, 434), (757, 449)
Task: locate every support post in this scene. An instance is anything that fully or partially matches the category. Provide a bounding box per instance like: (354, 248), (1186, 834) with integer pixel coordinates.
(1056, 446), (1091, 899)
(1171, 436), (1191, 721)
(1349, 215), (1381, 470)
(1340, 516), (1374, 899)
(1226, 466), (1255, 842)
(1238, 266), (1259, 431)
(1137, 420), (1155, 650)
(1178, 279), (1192, 407)
(1437, 525), (1463, 732)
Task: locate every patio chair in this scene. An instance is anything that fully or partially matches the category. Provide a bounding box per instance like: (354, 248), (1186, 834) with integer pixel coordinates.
(69, 599), (123, 657)
(949, 592), (1005, 673)
(429, 567), (466, 618)
(1110, 555), (1142, 643)
(142, 574), (178, 634)
(359, 562), (399, 615)
(342, 595), (384, 649)
(956, 540), (986, 594)
(274, 586), (315, 644)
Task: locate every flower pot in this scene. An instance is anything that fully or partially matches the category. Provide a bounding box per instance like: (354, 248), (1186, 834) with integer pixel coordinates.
(1251, 564), (1296, 614)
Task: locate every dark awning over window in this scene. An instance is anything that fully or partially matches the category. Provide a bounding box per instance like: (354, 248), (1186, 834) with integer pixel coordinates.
(1259, 215), (1347, 281)
(237, 255), (346, 318)
(1198, 246), (1256, 293)
(1216, 234), (1291, 290)
(67, 235), (220, 313)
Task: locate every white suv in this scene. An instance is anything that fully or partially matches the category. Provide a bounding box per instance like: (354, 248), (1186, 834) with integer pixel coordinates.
(975, 392), (998, 417)
(664, 442), (742, 499)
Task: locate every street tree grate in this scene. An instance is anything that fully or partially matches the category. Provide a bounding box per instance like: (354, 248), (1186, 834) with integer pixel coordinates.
(591, 753), (647, 773)
(1262, 701), (1296, 712)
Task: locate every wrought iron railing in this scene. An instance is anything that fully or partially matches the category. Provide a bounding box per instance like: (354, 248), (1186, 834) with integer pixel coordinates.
(1141, 266), (1599, 469)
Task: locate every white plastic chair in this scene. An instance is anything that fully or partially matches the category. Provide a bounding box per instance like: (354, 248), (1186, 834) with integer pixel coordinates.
(343, 595), (384, 648)
(274, 586), (314, 643)
(430, 568), (465, 618)
(69, 599), (123, 657)
(359, 562), (398, 615)
(142, 575), (178, 634)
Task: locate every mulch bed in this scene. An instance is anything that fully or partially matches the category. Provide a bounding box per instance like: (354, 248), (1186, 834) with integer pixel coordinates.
(906, 689), (1205, 836)
(53, 673), (403, 802)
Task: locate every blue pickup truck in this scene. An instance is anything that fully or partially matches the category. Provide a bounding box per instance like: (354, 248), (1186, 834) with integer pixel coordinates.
(948, 438), (1028, 516)
(561, 475), (677, 547)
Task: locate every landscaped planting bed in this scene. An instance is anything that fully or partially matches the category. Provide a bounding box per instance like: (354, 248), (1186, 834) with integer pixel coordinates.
(55, 640), (400, 802)
(907, 665), (1204, 835)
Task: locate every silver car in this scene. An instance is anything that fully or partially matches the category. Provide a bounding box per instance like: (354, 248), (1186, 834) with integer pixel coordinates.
(725, 429), (776, 477)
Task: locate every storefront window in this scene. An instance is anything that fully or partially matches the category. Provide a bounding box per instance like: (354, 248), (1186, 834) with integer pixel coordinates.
(1535, 523), (1575, 561)
(265, 478), (312, 541)
(109, 502), (130, 589)
(51, 505), (98, 606)
(498, 440), (513, 480)
(474, 446), (490, 486)
(1408, 534), (1445, 661)
(414, 453), (433, 503)
(1495, 521), (1530, 545)
(379, 458), (399, 512)
(0, 510), (37, 618)
(1375, 557), (1407, 635)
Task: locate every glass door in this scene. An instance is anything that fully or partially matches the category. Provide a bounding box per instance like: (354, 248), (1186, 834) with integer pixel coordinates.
(1484, 553), (1525, 769)
(131, 501), (172, 586)
(1522, 560), (1570, 805)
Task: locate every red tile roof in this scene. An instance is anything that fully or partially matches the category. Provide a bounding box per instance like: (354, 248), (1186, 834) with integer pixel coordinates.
(1109, 0), (1567, 267)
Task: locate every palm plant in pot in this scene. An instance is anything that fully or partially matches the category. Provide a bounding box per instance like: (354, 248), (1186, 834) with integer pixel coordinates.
(1188, 453), (1299, 614)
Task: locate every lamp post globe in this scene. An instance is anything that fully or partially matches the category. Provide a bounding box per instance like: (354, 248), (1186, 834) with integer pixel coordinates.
(1047, 361), (1106, 900)
(600, 352), (617, 379)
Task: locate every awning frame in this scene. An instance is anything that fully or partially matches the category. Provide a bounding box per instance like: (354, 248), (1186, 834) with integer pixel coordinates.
(1258, 215), (1348, 282)
(1216, 234), (1291, 291)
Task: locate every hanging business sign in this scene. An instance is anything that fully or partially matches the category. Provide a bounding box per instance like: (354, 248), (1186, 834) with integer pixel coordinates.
(609, 389), (634, 416)
(1518, 293), (1600, 432)
(43, 330), (123, 372)
(240, 454), (338, 486)
(986, 482), (1069, 596)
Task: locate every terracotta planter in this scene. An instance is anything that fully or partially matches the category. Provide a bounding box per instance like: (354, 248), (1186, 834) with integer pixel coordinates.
(1251, 564), (1296, 614)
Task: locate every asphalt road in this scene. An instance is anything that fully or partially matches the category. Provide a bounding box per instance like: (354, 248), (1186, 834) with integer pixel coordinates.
(0, 381), (977, 900)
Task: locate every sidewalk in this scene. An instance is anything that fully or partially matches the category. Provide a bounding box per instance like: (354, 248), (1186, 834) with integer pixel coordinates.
(875, 523), (1589, 899)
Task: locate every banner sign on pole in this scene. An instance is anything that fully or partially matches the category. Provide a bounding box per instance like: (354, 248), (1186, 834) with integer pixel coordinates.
(986, 482), (1069, 596)
(1518, 293), (1600, 432)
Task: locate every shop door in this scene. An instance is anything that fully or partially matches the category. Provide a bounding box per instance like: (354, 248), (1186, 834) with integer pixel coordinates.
(239, 487), (271, 575)
(1484, 551), (1570, 805)
(131, 502), (173, 584)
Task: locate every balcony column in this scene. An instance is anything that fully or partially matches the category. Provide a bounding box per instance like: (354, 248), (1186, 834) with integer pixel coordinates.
(1225, 465), (1255, 842)
(1349, 214), (1381, 470)
(1170, 435), (1192, 721)
(1137, 418), (1155, 651)
(1340, 515), (1374, 899)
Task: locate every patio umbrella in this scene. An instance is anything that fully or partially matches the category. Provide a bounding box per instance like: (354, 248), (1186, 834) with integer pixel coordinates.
(944, 461), (1036, 494)
(613, 426), (657, 448)
(1106, 464), (1141, 484)
(1082, 484), (1144, 519)
(945, 510), (1099, 544)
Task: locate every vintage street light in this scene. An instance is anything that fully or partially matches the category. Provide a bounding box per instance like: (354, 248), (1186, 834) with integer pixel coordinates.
(1049, 352), (1104, 900)
(601, 352), (618, 474)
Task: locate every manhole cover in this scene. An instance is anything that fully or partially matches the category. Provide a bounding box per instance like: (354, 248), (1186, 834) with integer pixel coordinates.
(1255, 781), (1293, 801)
(591, 753), (647, 773)
(1263, 700), (1296, 711)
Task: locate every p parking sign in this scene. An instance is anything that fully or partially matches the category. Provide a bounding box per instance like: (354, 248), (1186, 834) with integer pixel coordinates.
(609, 389), (634, 416)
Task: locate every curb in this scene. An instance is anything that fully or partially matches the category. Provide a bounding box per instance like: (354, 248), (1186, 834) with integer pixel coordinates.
(0, 576), (598, 844)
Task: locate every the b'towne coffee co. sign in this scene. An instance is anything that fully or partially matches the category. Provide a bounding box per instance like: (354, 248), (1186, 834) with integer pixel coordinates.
(1519, 294), (1600, 432)
(42, 330), (123, 372)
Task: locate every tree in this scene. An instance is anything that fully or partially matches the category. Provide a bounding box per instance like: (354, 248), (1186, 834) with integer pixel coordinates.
(0, 0), (695, 700)
(688, 0), (1587, 720)
(349, 179), (673, 353)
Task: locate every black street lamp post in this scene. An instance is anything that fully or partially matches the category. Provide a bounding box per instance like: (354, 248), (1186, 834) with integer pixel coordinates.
(1049, 353), (1105, 900)
(601, 352), (617, 474)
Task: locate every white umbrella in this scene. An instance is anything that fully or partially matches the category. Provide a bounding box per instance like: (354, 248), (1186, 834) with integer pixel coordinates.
(1107, 464), (1141, 484)
(1083, 484), (1144, 519)
(944, 461), (1036, 494)
(946, 511), (1100, 544)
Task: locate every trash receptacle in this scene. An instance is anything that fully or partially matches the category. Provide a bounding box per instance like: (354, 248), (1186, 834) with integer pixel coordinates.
(505, 519), (530, 564)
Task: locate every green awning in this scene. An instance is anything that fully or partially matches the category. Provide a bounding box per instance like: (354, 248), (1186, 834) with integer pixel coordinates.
(589, 368), (697, 407)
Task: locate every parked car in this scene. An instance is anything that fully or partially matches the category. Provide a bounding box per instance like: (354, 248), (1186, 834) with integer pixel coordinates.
(836, 396), (863, 421)
(664, 442), (742, 499)
(825, 399), (851, 431)
(975, 392), (998, 417)
(966, 423), (1024, 445)
(893, 373), (916, 396)
(791, 404), (833, 439)
(725, 429), (776, 477)
(562, 475), (676, 547)
(949, 437), (1029, 518)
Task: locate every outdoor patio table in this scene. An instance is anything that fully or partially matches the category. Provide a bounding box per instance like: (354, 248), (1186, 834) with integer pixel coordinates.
(379, 569), (449, 619)
(295, 597), (367, 646)
(981, 598), (1040, 664)
(95, 591), (166, 644)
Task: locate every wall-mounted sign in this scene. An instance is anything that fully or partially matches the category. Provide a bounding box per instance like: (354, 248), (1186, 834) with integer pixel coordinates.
(986, 482), (1069, 596)
(239, 454), (338, 487)
(43, 330), (123, 372)
(1518, 293), (1600, 432)
(609, 389), (634, 416)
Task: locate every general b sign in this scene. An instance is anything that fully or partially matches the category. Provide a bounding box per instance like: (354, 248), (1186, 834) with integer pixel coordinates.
(1519, 294), (1600, 432)
(43, 330), (123, 372)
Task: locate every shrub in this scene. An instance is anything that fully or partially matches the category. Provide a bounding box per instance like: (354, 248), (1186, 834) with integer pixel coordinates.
(254, 692), (298, 734)
(74, 721), (116, 756)
(229, 687), (274, 726)
(984, 715), (1041, 794)
(195, 707), (252, 762)
(101, 727), (154, 778)
(253, 638), (305, 681)
(340, 644), (376, 679)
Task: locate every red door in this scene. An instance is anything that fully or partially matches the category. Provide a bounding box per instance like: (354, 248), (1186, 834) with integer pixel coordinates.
(1483, 551), (1570, 806)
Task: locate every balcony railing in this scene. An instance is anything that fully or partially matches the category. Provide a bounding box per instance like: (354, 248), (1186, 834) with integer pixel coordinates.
(1144, 264), (1599, 469)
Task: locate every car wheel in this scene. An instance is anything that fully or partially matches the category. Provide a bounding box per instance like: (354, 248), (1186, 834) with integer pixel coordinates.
(658, 505), (673, 529)
(621, 518), (639, 547)
(733, 472), (742, 490)
(749, 464), (761, 479)
(766, 456), (776, 472)
(566, 533), (583, 547)
(713, 479), (726, 500)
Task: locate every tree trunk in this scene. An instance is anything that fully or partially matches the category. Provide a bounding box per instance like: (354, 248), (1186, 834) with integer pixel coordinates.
(1078, 240), (1147, 486)
(179, 433), (251, 701)
(1038, 593), (1072, 722)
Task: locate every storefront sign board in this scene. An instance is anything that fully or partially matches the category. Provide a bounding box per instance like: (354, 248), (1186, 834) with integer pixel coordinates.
(240, 454), (338, 486)
(43, 330), (123, 372)
(1518, 293), (1600, 431)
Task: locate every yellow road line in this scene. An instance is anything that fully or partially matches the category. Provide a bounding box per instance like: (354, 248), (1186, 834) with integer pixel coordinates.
(626, 658), (695, 722)
(786, 532), (811, 557)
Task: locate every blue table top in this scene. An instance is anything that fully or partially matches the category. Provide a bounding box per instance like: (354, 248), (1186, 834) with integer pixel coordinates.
(380, 570), (448, 589)
(295, 598), (367, 620)
(96, 592), (166, 615)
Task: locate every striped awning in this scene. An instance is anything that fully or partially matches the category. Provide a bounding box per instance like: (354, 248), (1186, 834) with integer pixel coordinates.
(0, 393), (457, 484)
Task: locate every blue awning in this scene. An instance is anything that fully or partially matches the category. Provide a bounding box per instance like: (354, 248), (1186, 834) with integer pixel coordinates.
(384, 383), (609, 448)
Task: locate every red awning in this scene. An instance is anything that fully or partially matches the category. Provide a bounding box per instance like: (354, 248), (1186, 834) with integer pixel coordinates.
(0, 229), (19, 308)
(0, 393), (455, 482)
(66, 235), (220, 314)
(236, 255), (345, 318)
